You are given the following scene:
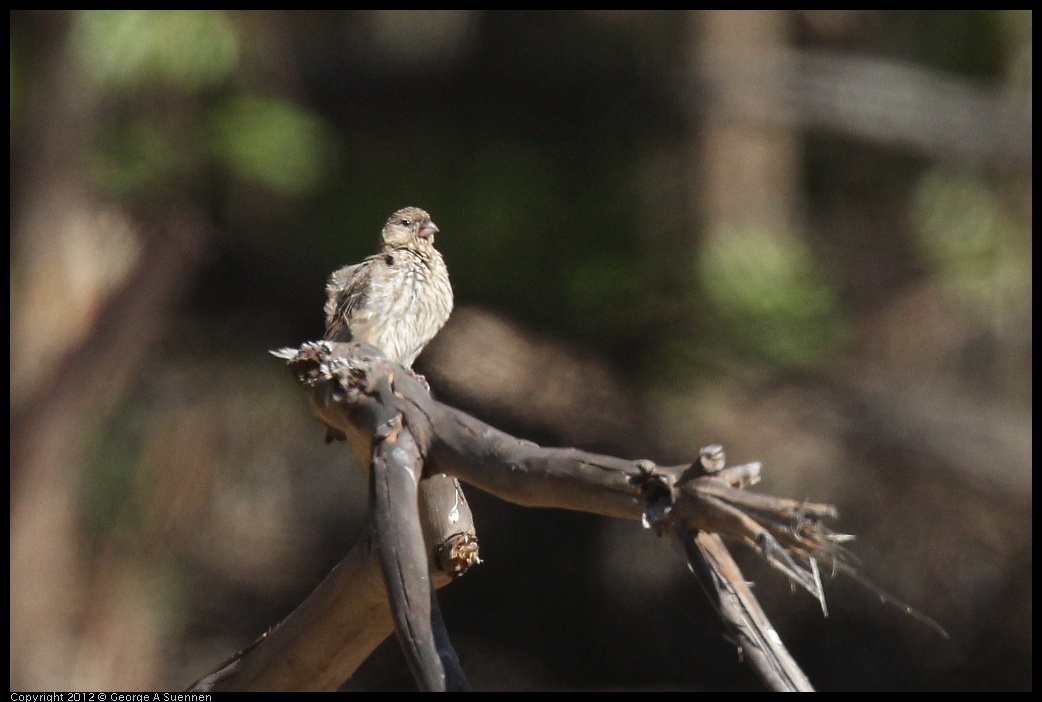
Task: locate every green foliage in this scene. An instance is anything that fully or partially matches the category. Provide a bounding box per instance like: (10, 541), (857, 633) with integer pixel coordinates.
(209, 95), (341, 196)
(700, 226), (842, 366)
(72, 10), (239, 90)
(67, 11), (339, 200)
(90, 119), (196, 197)
(912, 170), (1031, 315)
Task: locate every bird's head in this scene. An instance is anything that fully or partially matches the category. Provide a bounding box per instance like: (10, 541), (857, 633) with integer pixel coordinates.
(381, 207), (439, 249)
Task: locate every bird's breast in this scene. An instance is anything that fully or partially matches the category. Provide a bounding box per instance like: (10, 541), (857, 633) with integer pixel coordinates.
(361, 250), (452, 367)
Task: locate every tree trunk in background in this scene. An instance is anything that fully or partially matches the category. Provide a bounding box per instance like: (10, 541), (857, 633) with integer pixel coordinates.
(691, 10), (803, 265)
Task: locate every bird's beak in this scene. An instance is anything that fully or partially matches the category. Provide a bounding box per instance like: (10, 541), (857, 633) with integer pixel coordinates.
(418, 220), (439, 239)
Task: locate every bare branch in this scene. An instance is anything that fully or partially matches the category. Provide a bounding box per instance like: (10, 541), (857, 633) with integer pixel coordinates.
(197, 341), (942, 691)
(190, 349), (478, 692)
(251, 341), (870, 690)
(680, 530), (815, 692)
(189, 469), (478, 692)
(367, 373), (467, 691)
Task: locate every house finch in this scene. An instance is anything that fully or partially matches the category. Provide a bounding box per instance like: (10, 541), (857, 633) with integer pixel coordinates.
(324, 207), (453, 371)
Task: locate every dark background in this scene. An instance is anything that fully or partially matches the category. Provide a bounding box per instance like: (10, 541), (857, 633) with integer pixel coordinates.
(10, 11), (1031, 691)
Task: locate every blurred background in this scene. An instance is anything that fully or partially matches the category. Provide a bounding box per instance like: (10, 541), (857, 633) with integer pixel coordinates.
(9, 10), (1031, 691)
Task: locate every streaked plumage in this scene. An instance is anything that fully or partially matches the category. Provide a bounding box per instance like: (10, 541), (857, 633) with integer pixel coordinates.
(324, 207), (453, 369)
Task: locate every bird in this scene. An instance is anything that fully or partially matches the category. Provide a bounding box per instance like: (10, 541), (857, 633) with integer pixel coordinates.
(324, 206), (453, 373)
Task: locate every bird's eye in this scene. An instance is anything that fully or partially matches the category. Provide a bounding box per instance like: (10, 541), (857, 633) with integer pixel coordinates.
(400, 219), (411, 226)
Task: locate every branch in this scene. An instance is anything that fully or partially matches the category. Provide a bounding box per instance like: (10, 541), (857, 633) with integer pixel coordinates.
(682, 530), (815, 692)
(299, 343), (844, 556)
(367, 375), (468, 691)
(189, 468), (478, 692)
(229, 340), (870, 691)
(190, 392), (478, 695)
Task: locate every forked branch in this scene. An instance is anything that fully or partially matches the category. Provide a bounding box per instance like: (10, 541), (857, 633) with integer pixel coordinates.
(193, 340), (875, 692)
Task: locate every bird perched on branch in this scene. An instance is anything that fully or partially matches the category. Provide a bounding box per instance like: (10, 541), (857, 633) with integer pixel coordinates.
(324, 206), (453, 373)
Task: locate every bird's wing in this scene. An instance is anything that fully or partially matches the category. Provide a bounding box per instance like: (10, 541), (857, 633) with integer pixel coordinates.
(324, 258), (376, 341)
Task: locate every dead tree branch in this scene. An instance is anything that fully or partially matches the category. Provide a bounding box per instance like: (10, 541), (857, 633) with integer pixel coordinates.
(193, 340), (865, 691)
(682, 530), (815, 692)
(189, 471), (477, 692)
